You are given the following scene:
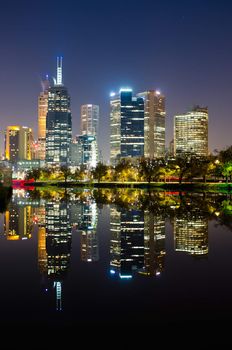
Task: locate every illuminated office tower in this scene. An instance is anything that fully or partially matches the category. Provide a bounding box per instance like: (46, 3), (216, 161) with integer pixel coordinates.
(5, 126), (33, 163)
(140, 212), (166, 277)
(174, 214), (208, 256)
(79, 201), (99, 262)
(174, 106), (208, 157)
(46, 57), (72, 166)
(38, 75), (50, 160)
(81, 104), (99, 138)
(45, 200), (72, 311)
(137, 90), (166, 159)
(110, 207), (144, 278)
(110, 89), (144, 165)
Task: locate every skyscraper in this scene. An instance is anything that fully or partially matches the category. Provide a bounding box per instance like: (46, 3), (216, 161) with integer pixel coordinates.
(81, 104), (99, 139)
(46, 57), (72, 166)
(5, 125), (33, 163)
(137, 90), (166, 159)
(174, 106), (208, 157)
(110, 89), (144, 165)
(38, 75), (50, 160)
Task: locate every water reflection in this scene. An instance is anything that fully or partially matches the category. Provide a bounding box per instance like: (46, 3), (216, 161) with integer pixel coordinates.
(1, 188), (232, 314)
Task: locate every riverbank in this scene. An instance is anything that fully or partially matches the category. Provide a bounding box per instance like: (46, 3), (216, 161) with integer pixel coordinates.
(24, 181), (232, 192)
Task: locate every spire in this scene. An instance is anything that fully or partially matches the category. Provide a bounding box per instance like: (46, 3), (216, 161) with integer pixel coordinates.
(56, 56), (63, 86)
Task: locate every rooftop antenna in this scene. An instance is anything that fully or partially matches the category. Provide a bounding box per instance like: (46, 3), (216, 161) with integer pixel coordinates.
(56, 56), (63, 86)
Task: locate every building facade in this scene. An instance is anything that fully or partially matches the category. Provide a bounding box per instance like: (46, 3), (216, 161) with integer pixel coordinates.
(5, 125), (33, 163)
(80, 104), (99, 138)
(110, 89), (144, 165)
(46, 57), (72, 166)
(174, 106), (208, 157)
(137, 90), (166, 159)
(38, 75), (50, 160)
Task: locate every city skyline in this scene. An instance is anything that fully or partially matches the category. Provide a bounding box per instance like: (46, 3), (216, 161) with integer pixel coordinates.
(0, 0), (231, 161)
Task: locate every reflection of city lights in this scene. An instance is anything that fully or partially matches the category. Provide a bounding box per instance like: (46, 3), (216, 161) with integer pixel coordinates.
(110, 270), (116, 275)
(119, 274), (132, 279)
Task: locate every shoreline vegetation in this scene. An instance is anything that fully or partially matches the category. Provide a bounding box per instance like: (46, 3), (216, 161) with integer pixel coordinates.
(22, 181), (232, 193)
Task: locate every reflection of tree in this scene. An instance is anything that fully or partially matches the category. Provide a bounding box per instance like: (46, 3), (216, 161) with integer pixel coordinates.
(0, 187), (12, 213)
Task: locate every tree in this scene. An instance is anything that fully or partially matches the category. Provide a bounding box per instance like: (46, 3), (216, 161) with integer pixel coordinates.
(138, 158), (161, 183)
(60, 165), (71, 183)
(25, 168), (41, 181)
(174, 154), (196, 185)
(92, 162), (108, 183)
(219, 146), (232, 163)
(222, 161), (232, 183)
(113, 159), (131, 181)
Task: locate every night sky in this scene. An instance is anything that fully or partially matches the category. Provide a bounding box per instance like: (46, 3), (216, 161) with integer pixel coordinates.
(0, 0), (232, 161)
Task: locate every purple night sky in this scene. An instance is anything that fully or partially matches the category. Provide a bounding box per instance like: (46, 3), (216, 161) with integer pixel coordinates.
(0, 0), (231, 160)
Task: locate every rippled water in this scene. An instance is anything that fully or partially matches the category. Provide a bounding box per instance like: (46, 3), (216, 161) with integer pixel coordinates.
(0, 188), (232, 326)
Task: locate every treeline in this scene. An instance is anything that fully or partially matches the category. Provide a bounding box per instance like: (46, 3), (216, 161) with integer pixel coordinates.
(26, 146), (232, 184)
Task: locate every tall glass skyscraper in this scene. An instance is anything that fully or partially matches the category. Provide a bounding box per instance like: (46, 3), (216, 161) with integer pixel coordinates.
(80, 104), (99, 139)
(137, 90), (166, 159)
(110, 89), (144, 165)
(46, 57), (72, 166)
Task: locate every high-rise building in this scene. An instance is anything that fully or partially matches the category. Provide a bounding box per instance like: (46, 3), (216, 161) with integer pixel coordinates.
(69, 140), (83, 167)
(38, 75), (50, 160)
(110, 89), (144, 165)
(76, 135), (97, 169)
(110, 207), (144, 278)
(5, 126), (33, 163)
(174, 106), (208, 157)
(46, 57), (72, 166)
(81, 104), (99, 138)
(137, 90), (166, 159)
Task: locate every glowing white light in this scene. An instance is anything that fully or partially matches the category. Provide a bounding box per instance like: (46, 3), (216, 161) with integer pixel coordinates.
(119, 274), (132, 279)
(156, 271), (161, 276)
(110, 270), (116, 275)
(110, 92), (116, 97)
(119, 88), (132, 93)
(156, 90), (161, 95)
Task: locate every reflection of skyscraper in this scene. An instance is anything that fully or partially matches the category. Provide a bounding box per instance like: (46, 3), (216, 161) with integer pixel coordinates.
(174, 215), (208, 256)
(140, 212), (166, 277)
(79, 201), (99, 262)
(45, 200), (72, 311)
(110, 207), (144, 278)
(38, 227), (47, 274)
(4, 201), (34, 240)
